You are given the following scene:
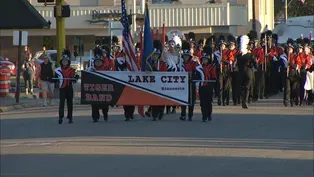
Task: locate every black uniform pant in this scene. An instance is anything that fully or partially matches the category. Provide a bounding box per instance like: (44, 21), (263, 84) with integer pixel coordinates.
(199, 84), (214, 119)
(123, 106), (135, 119)
(91, 104), (109, 121)
(253, 70), (261, 100)
(284, 73), (300, 104)
(59, 87), (73, 119)
(299, 71), (307, 101)
(231, 71), (238, 104)
(152, 106), (165, 119)
(220, 68), (232, 105)
(249, 70), (255, 102)
(181, 82), (196, 118)
(239, 68), (254, 105)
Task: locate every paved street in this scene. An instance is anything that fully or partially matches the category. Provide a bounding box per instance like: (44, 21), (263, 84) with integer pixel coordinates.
(0, 99), (313, 177)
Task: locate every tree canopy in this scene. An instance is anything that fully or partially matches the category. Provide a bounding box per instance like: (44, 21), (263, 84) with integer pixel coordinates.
(275, 0), (314, 18)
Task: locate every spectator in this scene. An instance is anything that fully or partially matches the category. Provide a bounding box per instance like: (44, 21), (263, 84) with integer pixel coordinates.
(22, 52), (35, 95)
(37, 55), (55, 107)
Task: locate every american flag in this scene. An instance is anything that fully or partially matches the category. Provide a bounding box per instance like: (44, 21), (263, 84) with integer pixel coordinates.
(121, 0), (139, 71)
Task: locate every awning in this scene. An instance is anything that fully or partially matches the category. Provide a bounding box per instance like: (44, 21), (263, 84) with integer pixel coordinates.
(0, 0), (50, 29)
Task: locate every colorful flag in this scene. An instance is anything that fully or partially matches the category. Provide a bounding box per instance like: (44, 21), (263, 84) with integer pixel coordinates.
(141, 3), (154, 71)
(121, 0), (139, 72)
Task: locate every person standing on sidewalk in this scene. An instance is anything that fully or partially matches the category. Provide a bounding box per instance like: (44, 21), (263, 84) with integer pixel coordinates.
(37, 55), (55, 107)
(22, 52), (35, 95)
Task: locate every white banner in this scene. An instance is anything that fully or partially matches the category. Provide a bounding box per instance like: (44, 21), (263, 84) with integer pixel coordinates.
(84, 71), (189, 105)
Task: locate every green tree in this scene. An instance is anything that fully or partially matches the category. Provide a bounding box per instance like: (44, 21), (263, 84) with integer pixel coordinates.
(275, 0), (314, 18)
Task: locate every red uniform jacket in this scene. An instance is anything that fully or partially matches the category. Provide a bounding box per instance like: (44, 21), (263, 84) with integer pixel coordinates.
(298, 53), (311, 69)
(254, 47), (265, 64)
(154, 61), (168, 72)
(202, 64), (216, 86)
(55, 66), (76, 88)
(95, 62), (112, 71)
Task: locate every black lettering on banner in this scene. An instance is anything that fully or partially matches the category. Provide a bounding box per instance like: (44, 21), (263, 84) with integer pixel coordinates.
(128, 75), (156, 83)
(180, 76), (186, 83)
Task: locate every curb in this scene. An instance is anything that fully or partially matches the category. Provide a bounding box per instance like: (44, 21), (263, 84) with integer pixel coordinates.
(0, 102), (43, 113)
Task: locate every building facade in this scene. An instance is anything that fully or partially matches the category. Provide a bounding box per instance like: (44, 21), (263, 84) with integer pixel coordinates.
(0, 0), (274, 61)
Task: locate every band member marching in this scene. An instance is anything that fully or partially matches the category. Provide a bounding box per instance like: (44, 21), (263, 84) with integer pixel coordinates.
(55, 49), (80, 124)
(111, 35), (123, 70)
(87, 46), (113, 122)
(179, 40), (205, 121)
(298, 38), (312, 105)
(150, 40), (173, 121)
(236, 35), (257, 109)
(114, 52), (136, 121)
(199, 51), (217, 122)
(164, 35), (181, 114)
(213, 35), (229, 106)
(280, 39), (300, 107)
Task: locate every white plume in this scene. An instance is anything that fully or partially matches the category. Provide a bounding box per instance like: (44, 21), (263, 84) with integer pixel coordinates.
(240, 35), (250, 55)
(172, 35), (182, 47)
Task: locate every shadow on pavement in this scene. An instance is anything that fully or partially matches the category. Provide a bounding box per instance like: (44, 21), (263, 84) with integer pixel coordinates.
(1, 154), (313, 177)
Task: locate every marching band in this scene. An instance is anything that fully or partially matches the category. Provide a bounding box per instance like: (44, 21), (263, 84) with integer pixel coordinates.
(53, 30), (314, 124)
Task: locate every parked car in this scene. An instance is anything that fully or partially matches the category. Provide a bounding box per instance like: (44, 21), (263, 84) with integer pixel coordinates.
(0, 56), (16, 75)
(33, 50), (82, 71)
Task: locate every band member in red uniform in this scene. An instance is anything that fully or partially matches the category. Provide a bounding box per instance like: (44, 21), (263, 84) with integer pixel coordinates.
(111, 35), (123, 70)
(194, 39), (204, 60)
(281, 39), (300, 107)
(135, 43), (142, 69)
(88, 46), (112, 122)
(55, 49), (79, 124)
(179, 40), (205, 121)
(213, 35), (229, 106)
(297, 38), (312, 105)
(100, 45), (113, 71)
(199, 51), (217, 122)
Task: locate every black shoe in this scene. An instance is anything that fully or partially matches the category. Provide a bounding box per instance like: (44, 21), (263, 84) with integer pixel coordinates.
(188, 117), (192, 121)
(125, 118), (130, 121)
(171, 109), (176, 114)
(290, 102), (293, 107)
(93, 119), (99, 123)
(202, 117), (207, 122)
(130, 114), (134, 120)
(152, 117), (157, 121)
(145, 111), (151, 117)
(166, 109), (170, 114)
(58, 118), (63, 124)
(233, 102), (237, 106)
(104, 115), (108, 121)
(217, 100), (221, 106)
(222, 102), (225, 106)
(68, 119), (73, 124)
(208, 116), (212, 121)
(179, 116), (186, 121)
(284, 101), (288, 107)
(259, 96), (263, 100)
(242, 104), (248, 109)
(226, 102), (229, 106)
(158, 113), (164, 120)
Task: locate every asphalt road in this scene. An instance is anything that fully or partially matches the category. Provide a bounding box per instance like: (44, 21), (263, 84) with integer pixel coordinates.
(0, 100), (313, 177)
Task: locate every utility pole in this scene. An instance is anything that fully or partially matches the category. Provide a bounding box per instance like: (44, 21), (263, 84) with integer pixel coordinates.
(56, 0), (65, 66)
(284, 0), (288, 24)
(252, 0), (256, 31)
(132, 0), (137, 36)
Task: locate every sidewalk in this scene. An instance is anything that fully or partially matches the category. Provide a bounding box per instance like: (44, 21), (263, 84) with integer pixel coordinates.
(1, 86), (81, 113)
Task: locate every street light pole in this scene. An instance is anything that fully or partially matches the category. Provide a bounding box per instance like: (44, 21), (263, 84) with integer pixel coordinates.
(252, 0), (256, 31)
(56, 0), (65, 67)
(284, 0), (288, 23)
